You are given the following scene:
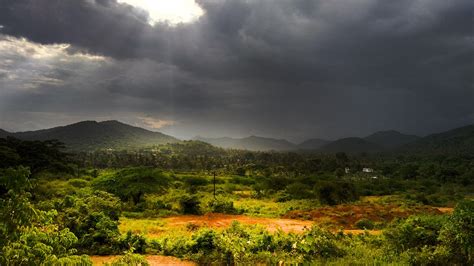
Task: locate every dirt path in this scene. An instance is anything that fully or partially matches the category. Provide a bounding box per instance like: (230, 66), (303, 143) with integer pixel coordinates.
(163, 213), (314, 233)
(343, 229), (382, 235)
(90, 255), (196, 266)
(436, 207), (454, 213)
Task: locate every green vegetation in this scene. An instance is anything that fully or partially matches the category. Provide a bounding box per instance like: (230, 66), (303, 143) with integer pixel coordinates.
(0, 137), (473, 264)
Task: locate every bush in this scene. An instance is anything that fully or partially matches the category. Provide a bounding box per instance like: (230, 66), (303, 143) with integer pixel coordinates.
(355, 219), (375, 230)
(55, 191), (123, 254)
(384, 215), (446, 254)
(192, 229), (216, 253)
(150, 222), (344, 264)
(285, 182), (313, 200)
(438, 200), (474, 264)
(117, 231), (147, 254)
(314, 181), (359, 205)
(106, 250), (149, 266)
(208, 198), (237, 214)
(68, 178), (89, 188)
(179, 195), (201, 214)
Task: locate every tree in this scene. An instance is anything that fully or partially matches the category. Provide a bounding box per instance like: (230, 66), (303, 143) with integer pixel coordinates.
(0, 167), (38, 244)
(0, 137), (72, 175)
(439, 200), (474, 264)
(93, 167), (171, 205)
(0, 167), (92, 264)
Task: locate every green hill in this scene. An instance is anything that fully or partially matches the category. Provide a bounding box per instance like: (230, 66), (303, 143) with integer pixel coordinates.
(364, 130), (420, 149)
(403, 124), (474, 155)
(0, 129), (11, 138)
(297, 138), (330, 150)
(10, 120), (179, 151)
(318, 137), (383, 154)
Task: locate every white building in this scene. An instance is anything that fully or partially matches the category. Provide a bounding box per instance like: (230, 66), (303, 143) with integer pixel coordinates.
(362, 168), (374, 173)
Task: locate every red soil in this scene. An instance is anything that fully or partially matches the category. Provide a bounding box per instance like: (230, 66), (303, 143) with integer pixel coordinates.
(90, 255), (196, 266)
(282, 203), (447, 229)
(163, 213), (314, 233)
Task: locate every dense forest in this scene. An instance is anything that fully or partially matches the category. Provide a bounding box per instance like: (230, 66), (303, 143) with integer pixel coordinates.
(0, 136), (473, 265)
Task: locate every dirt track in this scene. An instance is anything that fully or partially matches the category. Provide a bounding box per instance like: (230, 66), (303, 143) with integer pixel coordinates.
(91, 255), (196, 266)
(163, 213), (314, 233)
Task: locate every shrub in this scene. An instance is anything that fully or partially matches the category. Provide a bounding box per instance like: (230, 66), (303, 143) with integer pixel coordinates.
(106, 250), (149, 266)
(192, 229), (216, 253)
(355, 219), (375, 230)
(384, 215), (446, 254)
(1, 227), (92, 265)
(117, 231), (147, 254)
(314, 181), (359, 205)
(438, 200), (474, 264)
(208, 198), (237, 214)
(285, 182), (313, 200)
(179, 195), (201, 214)
(55, 191), (122, 254)
(68, 178), (89, 188)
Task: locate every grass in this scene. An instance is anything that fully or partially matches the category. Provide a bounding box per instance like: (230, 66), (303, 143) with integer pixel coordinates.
(119, 217), (168, 237)
(234, 198), (319, 217)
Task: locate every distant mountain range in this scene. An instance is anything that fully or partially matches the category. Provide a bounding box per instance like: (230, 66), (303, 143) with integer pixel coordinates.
(317, 137), (382, 154)
(1, 121), (473, 154)
(364, 130), (420, 149)
(1, 120), (178, 151)
(297, 139), (330, 150)
(194, 136), (296, 151)
(316, 130), (420, 154)
(400, 124), (474, 155)
(195, 131), (420, 153)
(0, 129), (10, 138)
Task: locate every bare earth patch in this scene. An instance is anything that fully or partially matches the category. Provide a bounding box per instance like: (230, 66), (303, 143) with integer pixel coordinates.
(163, 213), (314, 233)
(90, 255), (196, 266)
(436, 207), (454, 213)
(283, 203), (448, 229)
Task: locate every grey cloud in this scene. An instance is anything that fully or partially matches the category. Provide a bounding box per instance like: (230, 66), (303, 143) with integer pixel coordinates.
(0, 0), (472, 140)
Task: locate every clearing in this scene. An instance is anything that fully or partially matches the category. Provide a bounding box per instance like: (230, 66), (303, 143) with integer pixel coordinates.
(90, 255), (196, 266)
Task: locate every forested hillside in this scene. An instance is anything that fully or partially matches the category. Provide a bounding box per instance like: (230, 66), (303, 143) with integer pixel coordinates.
(195, 135), (296, 151)
(5, 120), (178, 151)
(403, 125), (474, 155)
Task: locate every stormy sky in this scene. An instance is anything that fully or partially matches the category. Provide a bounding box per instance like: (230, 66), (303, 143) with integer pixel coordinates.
(0, 0), (472, 142)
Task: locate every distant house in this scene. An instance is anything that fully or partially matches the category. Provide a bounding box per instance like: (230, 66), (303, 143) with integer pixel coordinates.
(362, 168), (374, 173)
(345, 167), (351, 174)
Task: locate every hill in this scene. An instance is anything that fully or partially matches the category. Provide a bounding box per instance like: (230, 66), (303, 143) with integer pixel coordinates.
(298, 138), (330, 150)
(0, 129), (11, 138)
(318, 137), (383, 154)
(9, 120), (179, 151)
(403, 124), (474, 154)
(195, 135), (296, 151)
(364, 130), (419, 149)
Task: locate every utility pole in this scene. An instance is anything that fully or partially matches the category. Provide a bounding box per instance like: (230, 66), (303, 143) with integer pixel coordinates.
(213, 171), (216, 199)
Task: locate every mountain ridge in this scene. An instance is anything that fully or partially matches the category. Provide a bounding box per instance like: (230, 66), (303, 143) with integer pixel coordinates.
(2, 121), (473, 154)
(318, 137), (383, 154)
(401, 124), (474, 154)
(297, 138), (330, 150)
(194, 135), (296, 151)
(6, 120), (179, 151)
(364, 130), (420, 149)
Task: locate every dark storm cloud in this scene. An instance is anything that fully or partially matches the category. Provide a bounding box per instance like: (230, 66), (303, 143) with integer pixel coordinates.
(0, 0), (472, 140)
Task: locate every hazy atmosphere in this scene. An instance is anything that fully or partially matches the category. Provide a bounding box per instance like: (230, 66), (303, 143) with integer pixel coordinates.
(0, 0), (472, 141)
